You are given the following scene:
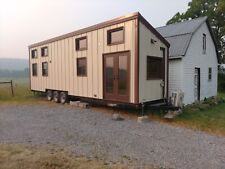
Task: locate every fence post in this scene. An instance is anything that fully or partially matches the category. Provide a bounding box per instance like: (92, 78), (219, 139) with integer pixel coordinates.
(10, 80), (14, 97)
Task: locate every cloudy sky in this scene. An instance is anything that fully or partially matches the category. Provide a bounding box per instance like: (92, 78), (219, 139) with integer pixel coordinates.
(0, 0), (190, 59)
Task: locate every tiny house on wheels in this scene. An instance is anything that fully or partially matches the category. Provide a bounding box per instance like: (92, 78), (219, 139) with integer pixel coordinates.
(29, 12), (169, 106)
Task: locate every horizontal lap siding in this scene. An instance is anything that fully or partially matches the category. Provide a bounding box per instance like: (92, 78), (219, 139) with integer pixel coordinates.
(29, 19), (136, 103)
(182, 23), (218, 105)
(168, 59), (183, 96)
(139, 22), (168, 103)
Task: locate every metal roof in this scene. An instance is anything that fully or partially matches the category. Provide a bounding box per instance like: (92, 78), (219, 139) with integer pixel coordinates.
(156, 17), (208, 58)
(156, 17), (207, 38)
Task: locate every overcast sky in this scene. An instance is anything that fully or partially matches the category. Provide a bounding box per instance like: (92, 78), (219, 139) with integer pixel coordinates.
(0, 0), (190, 59)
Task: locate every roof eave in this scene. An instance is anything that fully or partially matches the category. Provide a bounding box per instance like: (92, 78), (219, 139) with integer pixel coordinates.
(138, 13), (170, 48)
(28, 12), (140, 49)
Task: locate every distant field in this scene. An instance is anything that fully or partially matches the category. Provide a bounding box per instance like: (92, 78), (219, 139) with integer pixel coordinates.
(0, 78), (42, 103)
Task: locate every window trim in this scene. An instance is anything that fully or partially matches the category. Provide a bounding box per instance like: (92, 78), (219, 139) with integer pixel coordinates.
(107, 27), (125, 46)
(146, 56), (164, 80)
(31, 49), (38, 59)
(75, 36), (88, 51)
(32, 63), (38, 76)
(77, 57), (87, 77)
(42, 62), (48, 77)
(41, 46), (48, 57)
(208, 67), (212, 81)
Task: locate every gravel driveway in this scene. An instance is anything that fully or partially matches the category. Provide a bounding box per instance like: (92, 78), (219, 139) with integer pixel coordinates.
(0, 103), (225, 169)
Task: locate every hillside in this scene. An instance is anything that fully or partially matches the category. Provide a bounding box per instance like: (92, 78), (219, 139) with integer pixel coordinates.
(0, 58), (28, 71)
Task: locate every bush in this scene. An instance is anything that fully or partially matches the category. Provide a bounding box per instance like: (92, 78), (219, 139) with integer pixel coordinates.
(218, 73), (225, 92)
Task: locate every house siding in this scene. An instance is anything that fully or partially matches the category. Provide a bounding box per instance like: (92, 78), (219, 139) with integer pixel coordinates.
(182, 22), (218, 105)
(139, 22), (168, 103)
(30, 19), (137, 103)
(168, 59), (183, 97)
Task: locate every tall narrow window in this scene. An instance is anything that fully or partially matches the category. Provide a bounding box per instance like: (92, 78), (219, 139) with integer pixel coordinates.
(77, 58), (87, 76)
(31, 49), (38, 59)
(147, 56), (163, 80)
(107, 27), (124, 45)
(208, 67), (212, 81)
(203, 34), (206, 54)
(32, 63), (37, 76)
(42, 62), (48, 76)
(75, 37), (87, 51)
(41, 47), (48, 57)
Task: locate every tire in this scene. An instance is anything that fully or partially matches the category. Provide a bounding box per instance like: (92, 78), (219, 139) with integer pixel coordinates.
(46, 90), (53, 101)
(60, 92), (68, 104)
(53, 91), (60, 103)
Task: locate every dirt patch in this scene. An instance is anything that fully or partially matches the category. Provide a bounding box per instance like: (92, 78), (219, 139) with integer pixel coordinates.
(0, 144), (133, 169)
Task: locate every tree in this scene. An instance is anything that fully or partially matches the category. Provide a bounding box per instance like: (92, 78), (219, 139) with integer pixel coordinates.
(167, 0), (225, 62)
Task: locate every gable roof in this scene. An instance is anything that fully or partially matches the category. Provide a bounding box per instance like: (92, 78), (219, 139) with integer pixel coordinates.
(29, 12), (169, 49)
(156, 17), (219, 62)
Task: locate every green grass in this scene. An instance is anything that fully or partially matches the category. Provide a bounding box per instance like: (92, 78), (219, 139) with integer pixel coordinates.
(0, 78), (42, 103)
(150, 93), (225, 136)
(175, 103), (225, 135)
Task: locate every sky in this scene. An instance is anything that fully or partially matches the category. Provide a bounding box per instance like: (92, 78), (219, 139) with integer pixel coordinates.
(0, 0), (190, 59)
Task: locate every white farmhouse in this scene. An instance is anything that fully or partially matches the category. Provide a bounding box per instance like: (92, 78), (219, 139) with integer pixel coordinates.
(156, 17), (219, 105)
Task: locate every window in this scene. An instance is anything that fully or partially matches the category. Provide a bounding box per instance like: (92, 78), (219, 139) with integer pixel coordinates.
(31, 49), (38, 58)
(77, 58), (87, 76)
(75, 37), (87, 51)
(203, 34), (206, 54)
(147, 56), (163, 80)
(42, 62), (48, 76)
(208, 67), (212, 81)
(41, 47), (48, 57)
(32, 63), (37, 76)
(107, 27), (124, 45)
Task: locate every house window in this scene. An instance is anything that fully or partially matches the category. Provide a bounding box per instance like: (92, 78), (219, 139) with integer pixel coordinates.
(208, 67), (212, 81)
(41, 47), (48, 57)
(77, 58), (87, 76)
(31, 49), (38, 59)
(42, 62), (48, 76)
(147, 56), (163, 80)
(203, 34), (206, 54)
(32, 63), (37, 76)
(75, 36), (87, 51)
(107, 27), (124, 45)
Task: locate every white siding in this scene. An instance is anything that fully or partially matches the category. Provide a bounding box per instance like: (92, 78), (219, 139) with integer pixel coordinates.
(168, 59), (183, 97)
(182, 23), (218, 104)
(139, 22), (168, 103)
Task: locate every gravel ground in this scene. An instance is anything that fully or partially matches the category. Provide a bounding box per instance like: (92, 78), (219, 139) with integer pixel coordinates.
(0, 103), (225, 169)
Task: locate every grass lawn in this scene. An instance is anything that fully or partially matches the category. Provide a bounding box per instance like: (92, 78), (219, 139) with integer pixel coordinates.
(0, 144), (131, 169)
(150, 92), (225, 136)
(0, 78), (42, 103)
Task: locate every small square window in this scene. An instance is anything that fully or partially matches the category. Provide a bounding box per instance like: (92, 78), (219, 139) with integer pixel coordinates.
(77, 58), (87, 76)
(42, 62), (48, 76)
(107, 27), (124, 45)
(32, 63), (37, 76)
(75, 37), (87, 51)
(208, 67), (212, 81)
(41, 47), (48, 57)
(31, 49), (38, 59)
(147, 56), (163, 80)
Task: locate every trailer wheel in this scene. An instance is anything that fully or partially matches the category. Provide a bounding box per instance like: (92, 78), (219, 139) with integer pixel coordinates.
(53, 91), (60, 103)
(46, 90), (53, 101)
(60, 92), (68, 104)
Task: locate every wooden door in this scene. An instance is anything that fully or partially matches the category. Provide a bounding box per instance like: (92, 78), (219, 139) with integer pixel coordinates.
(103, 51), (130, 102)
